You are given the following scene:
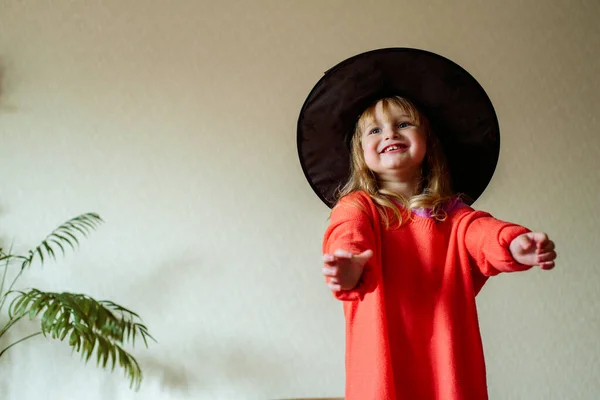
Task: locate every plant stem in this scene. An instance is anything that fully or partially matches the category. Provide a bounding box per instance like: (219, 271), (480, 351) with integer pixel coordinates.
(0, 260), (28, 313)
(0, 243), (15, 313)
(0, 331), (42, 358)
(0, 315), (25, 339)
(0, 256), (9, 305)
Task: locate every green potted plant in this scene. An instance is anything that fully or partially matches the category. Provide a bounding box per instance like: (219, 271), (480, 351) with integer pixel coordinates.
(0, 213), (153, 390)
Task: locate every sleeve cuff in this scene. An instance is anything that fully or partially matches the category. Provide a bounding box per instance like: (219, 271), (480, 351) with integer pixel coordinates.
(498, 224), (531, 248)
(331, 279), (368, 301)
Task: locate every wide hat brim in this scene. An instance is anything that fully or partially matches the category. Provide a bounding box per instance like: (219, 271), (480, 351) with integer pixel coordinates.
(297, 48), (500, 208)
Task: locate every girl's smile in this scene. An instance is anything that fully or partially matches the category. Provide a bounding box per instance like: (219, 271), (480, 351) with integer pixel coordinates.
(380, 142), (409, 154)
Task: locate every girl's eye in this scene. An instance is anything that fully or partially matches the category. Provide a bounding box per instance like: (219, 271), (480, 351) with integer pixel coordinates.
(398, 122), (411, 129)
(369, 128), (381, 135)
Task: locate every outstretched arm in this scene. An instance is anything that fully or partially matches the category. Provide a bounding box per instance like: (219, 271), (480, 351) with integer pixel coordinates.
(322, 195), (378, 301)
(464, 211), (557, 276)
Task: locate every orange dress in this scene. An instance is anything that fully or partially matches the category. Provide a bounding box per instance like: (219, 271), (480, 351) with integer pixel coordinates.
(323, 192), (532, 400)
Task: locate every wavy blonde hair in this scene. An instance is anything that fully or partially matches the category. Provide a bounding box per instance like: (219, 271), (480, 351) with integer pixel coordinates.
(337, 96), (456, 227)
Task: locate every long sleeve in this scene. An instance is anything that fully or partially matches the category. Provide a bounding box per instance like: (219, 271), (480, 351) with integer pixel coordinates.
(322, 194), (378, 301)
(464, 210), (532, 276)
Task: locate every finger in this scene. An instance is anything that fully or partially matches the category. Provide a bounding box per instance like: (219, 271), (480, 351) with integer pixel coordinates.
(322, 253), (335, 263)
(519, 235), (534, 251)
(537, 251), (557, 263)
(536, 241), (555, 254)
(322, 266), (338, 277)
(328, 282), (342, 291)
(540, 261), (555, 270)
(355, 249), (374, 261)
(528, 232), (549, 249)
(323, 254), (338, 267)
(333, 249), (354, 259)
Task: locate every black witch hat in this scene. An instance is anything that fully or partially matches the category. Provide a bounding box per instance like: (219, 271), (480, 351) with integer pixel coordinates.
(297, 48), (500, 208)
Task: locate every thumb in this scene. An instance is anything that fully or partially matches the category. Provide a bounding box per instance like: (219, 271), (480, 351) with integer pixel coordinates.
(528, 232), (548, 250)
(519, 234), (534, 251)
(354, 249), (373, 265)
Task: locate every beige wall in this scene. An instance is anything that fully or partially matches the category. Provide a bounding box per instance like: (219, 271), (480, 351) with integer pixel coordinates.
(0, 0), (598, 399)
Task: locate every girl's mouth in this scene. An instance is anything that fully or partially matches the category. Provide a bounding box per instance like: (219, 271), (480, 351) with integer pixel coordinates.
(381, 144), (408, 153)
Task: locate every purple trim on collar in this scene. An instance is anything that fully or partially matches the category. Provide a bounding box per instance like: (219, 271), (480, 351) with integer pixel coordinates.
(411, 197), (467, 218)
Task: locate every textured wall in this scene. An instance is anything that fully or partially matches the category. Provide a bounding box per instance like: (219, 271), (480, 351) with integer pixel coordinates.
(0, 0), (598, 399)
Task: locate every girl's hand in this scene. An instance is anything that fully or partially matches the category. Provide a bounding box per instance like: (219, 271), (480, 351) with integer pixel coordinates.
(509, 232), (556, 270)
(322, 249), (373, 291)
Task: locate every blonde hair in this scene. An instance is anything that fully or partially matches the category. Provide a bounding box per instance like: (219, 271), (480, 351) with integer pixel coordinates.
(337, 96), (456, 227)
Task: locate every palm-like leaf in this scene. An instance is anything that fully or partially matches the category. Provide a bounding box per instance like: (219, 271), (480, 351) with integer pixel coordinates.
(21, 213), (103, 269)
(0, 213), (102, 312)
(0, 213), (153, 391)
(7, 289), (153, 389)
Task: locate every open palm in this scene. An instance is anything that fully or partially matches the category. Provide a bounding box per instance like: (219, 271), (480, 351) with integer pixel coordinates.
(509, 232), (556, 270)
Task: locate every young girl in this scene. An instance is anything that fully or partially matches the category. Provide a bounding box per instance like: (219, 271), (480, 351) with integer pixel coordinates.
(320, 96), (556, 399)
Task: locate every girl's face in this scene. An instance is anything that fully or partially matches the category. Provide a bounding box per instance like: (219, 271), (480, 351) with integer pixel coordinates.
(360, 101), (427, 181)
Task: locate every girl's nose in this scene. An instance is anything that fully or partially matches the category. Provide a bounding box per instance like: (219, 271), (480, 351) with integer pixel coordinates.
(383, 127), (399, 139)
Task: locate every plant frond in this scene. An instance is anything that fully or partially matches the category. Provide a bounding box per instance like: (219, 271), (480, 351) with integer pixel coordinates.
(7, 288), (152, 390)
(23, 213), (103, 269)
